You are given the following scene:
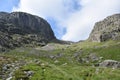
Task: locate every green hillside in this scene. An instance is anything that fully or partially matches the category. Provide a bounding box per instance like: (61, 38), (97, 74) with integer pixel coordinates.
(0, 40), (120, 80)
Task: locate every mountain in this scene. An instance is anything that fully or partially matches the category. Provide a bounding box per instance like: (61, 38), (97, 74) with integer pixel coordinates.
(0, 12), (120, 80)
(0, 12), (56, 51)
(88, 14), (120, 42)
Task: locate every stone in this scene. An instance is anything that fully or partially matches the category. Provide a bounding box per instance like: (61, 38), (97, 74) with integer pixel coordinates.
(99, 60), (120, 68)
(54, 60), (59, 63)
(24, 70), (34, 77)
(88, 14), (120, 42)
(0, 12), (56, 51)
(88, 54), (99, 62)
(6, 76), (12, 80)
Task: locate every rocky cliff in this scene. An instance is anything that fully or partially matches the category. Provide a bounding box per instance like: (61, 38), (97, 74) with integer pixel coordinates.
(88, 14), (120, 42)
(0, 12), (56, 51)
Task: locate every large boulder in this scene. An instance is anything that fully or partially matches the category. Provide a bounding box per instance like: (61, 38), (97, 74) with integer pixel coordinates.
(99, 60), (120, 68)
(88, 14), (120, 42)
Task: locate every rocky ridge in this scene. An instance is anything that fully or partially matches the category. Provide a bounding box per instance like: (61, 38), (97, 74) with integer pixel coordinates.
(0, 12), (56, 51)
(88, 14), (120, 42)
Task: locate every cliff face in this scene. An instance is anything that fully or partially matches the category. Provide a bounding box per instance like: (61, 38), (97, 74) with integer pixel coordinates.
(0, 12), (55, 40)
(0, 12), (56, 51)
(88, 14), (120, 42)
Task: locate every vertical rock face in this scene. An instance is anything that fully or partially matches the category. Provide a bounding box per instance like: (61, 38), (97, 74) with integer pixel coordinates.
(88, 14), (120, 42)
(0, 12), (55, 40)
(0, 12), (56, 50)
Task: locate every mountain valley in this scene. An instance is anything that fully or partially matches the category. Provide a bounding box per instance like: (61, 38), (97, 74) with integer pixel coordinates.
(0, 12), (120, 80)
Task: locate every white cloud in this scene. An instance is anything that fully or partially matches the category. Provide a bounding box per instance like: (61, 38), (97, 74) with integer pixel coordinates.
(13, 0), (120, 42)
(13, 0), (75, 22)
(62, 0), (120, 41)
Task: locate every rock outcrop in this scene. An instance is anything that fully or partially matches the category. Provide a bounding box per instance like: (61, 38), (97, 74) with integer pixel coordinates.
(0, 12), (56, 51)
(99, 60), (120, 68)
(88, 14), (120, 42)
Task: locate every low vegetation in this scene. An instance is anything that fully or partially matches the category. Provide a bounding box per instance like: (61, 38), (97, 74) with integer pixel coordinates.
(0, 40), (120, 80)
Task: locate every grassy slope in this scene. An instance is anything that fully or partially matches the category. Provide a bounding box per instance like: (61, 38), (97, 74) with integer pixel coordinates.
(0, 40), (120, 80)
(69, 40), (120, 61)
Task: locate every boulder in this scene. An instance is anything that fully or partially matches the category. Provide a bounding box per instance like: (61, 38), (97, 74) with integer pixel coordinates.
(99, 60), (120, 68)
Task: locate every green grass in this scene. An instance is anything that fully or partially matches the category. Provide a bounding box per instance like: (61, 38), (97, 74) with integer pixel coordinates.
(0, 40), (120, 80)
(12, 62), (120, 80)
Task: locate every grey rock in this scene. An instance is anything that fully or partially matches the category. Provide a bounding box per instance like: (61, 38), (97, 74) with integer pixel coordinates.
(24, 70), (34, 77)
(88, 54), (99, 62)
(99, 60), (120, 68)
(88, 14), (120, 42)
(0, 12), (55, 40)
(0, 12), (56, 51)
(0, 56), (28, 80)
(77, 54), (99, 63)
(56, 53), (63, 58)
(6, 76), (12, 80)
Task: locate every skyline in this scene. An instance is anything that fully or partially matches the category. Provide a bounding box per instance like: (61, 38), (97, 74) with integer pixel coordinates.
(0, 0), (120, 42)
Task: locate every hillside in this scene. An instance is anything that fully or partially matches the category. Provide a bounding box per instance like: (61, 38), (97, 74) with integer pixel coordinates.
(0, 12), (56, 52)
(0, 13), (120, 80)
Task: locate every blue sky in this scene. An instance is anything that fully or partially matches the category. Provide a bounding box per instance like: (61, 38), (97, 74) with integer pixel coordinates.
(0, 0), (19, 12)
(0, 0), (120, 42)
(47, 17), (66, 39)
